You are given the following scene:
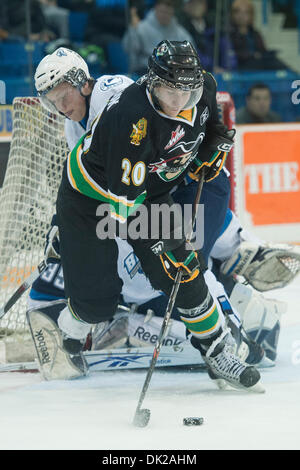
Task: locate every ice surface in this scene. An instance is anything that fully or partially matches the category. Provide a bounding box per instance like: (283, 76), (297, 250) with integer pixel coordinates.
(0, 278), (299, 451)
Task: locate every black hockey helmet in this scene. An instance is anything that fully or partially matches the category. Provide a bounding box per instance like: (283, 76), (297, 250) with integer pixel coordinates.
(147, 40), (204, 110)
(148, 40), (203, 90)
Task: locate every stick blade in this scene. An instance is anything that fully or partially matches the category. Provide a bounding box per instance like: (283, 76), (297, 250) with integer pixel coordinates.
(133, 408), (151, 427)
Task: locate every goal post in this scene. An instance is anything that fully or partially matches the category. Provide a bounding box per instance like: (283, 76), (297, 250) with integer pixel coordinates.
(0, 93), (237, 365)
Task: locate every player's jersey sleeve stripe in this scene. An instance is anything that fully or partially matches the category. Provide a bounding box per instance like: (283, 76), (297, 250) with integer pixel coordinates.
(67, 150), (80, 191)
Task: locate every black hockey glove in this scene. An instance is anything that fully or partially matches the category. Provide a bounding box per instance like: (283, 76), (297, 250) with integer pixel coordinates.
(44, 214), (60, 263)
(150, 239), (201, 282)
(189, 128), (235, 182)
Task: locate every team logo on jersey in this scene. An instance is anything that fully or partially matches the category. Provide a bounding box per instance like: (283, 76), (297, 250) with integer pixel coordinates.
(130, 118), (147, 146)
(200, 106), (209, 126)
(148, 151), (194, 182)
(124, 251), (143, 279)
(148, 132), (205, 182)
(164, 126), (185, 150)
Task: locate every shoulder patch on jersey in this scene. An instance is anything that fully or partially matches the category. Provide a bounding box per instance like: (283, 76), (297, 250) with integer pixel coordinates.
(99, 76), (123, 91)
(200, 106), (210, 125)
(130, 118), (147, 146)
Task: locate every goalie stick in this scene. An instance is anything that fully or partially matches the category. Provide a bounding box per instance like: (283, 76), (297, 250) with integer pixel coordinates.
(0, 343), (206, 374)
(133, 171), (205, 427)
(0, 260), (48, 320)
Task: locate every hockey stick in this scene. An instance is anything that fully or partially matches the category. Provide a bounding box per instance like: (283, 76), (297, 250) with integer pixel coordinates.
(133, 171), (205, 427)
(0, 259), (48, 320)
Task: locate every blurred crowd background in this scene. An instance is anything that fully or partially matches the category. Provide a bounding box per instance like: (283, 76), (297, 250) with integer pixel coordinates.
(0, 0), (299, 122)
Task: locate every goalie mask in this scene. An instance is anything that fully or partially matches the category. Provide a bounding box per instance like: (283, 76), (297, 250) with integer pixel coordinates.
(34, 47), (91, 114)
(147, 40), (204, 113)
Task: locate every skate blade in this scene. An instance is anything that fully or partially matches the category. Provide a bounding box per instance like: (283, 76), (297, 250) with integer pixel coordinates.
(211, 378), (229, 390)
(258, 356), (276, 368)
(224, 379), (265, 394)
(211, 377), (265, 393)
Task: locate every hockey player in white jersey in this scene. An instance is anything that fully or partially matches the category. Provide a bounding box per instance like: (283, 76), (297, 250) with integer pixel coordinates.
(34, 47), (134, 149)
(30, 46), (298, 386)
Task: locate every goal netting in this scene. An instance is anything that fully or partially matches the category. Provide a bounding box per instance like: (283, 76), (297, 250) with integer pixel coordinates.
(0, 98), (68, 363)
(0, 93), (236, 365)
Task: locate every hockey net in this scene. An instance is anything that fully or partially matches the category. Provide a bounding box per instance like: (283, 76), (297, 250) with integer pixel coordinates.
(0, 93), (236, 366)
(0, 98), (68, 364)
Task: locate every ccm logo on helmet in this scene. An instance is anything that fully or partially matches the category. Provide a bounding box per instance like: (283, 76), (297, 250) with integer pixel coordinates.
(218, 143), (233, 152)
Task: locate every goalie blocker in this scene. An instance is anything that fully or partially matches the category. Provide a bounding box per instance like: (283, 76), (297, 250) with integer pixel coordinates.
(221, 240), (300, 292)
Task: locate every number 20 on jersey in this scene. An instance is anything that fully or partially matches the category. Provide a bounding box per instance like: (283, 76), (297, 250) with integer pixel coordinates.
(121, 158), (146, 186)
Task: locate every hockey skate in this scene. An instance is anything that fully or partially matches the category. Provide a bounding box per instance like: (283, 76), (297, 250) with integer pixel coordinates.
(27, 301), (88, 381)
(193, 330), (265, 393)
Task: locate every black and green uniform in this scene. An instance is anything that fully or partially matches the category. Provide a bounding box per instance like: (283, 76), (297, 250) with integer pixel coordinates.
(56, 72), (228, 323)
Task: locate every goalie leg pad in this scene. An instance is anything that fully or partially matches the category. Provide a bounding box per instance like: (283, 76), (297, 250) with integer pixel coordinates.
(91, 307), (188, 350)
(27, 302), (88, 381)
(127, 310), (187, 348)
(229, 283), (287, 363)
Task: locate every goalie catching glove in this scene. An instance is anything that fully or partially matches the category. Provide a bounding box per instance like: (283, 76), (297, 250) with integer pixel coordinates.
(189, 127), (235, 182)
(221, 241), (300, 291)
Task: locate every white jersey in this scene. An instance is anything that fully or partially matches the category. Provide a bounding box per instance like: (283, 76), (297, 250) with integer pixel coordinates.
(64, 75), (134, 150)
(116, 238), (161, 305)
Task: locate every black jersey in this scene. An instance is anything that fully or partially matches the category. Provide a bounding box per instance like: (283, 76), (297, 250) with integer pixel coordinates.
(67, 71), (226, 223)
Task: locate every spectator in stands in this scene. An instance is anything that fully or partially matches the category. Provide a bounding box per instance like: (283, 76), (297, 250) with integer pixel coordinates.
(236, 83), (282, 123)
(84, 3), (127, 51)
(230, 0), (289, 70)
(122, 0), (194, 75)
(0, 0), (56, 42)
(58, 0), (95, 11)
(178, 0), (237, 72)
(0, 3), (9, 41)
(39, 1), (70, 39)
(272, 0), (298, 28)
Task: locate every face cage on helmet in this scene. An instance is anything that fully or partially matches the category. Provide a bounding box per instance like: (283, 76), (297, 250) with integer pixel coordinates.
(38, 67), (89, 115)
(148, 71), (204, 111)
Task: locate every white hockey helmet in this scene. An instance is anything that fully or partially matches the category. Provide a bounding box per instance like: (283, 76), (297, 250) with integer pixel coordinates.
(34, 47), (91, 113)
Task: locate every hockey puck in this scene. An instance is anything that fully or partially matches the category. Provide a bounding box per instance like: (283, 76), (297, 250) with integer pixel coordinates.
(183, 417), (204, 426)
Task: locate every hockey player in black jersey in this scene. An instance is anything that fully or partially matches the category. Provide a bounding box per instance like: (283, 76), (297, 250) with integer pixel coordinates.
(48, 41), (263, 391)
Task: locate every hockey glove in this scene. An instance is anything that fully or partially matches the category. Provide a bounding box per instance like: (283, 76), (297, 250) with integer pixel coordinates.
(151, 240), (201, 282)
(189, 128), (235, 182)
(221, 240), (300, 292)
(44, 214), (60, 263)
